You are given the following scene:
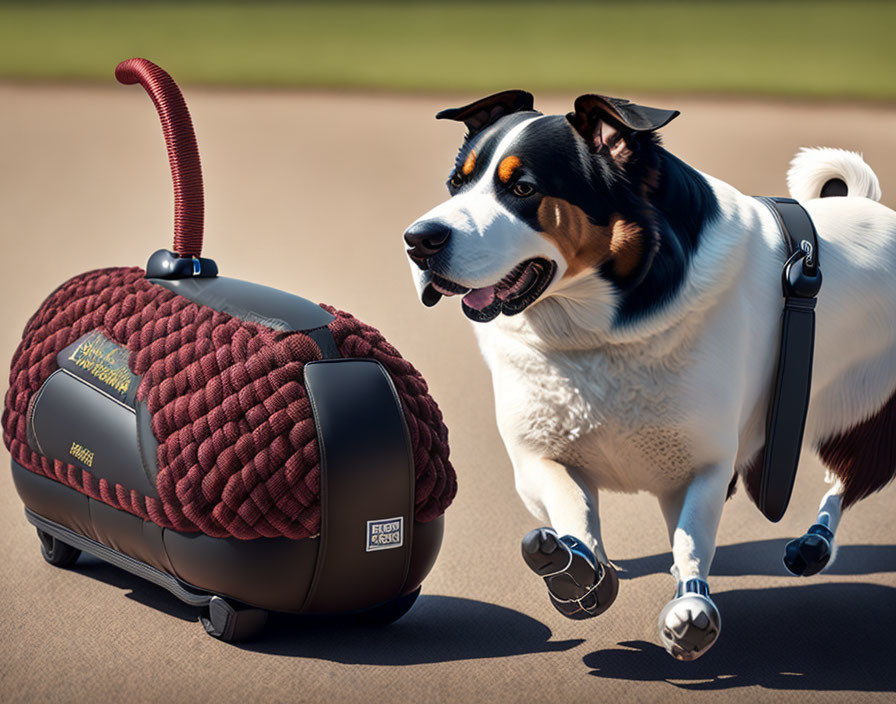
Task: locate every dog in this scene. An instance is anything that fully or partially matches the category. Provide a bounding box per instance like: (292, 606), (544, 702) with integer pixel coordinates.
(403, 90), (896, 660)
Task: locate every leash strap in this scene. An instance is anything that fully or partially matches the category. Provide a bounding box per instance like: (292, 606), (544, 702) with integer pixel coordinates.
(755, 197), (823, 522)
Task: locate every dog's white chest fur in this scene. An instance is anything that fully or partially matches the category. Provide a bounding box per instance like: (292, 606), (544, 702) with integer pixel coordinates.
(477, 321), (698, 494)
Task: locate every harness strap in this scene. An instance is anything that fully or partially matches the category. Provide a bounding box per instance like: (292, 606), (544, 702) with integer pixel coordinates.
(754, 197), (823, 522)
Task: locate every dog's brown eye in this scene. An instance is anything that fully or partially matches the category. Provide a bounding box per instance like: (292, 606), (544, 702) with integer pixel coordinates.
(449, 173), (464, 189)
(512, 182), (535, 197)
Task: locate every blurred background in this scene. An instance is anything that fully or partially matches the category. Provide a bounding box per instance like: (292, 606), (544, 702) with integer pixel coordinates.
(1, 0), (894, 99)
(1, 3), (895, 703)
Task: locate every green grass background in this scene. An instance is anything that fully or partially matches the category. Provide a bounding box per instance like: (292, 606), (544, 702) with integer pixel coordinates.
(1, 1), (894, 99)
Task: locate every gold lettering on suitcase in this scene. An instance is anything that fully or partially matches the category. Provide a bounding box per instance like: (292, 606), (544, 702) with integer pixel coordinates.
(69, 441), (95, 467)
(68, 331), (132, 396)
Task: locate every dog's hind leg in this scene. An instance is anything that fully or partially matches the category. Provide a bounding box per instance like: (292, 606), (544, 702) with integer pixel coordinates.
(656, 465), (731, 661)
(515, 457), (619, 619)
(786, 381), (896, 575)
(783, 479), (843, 576)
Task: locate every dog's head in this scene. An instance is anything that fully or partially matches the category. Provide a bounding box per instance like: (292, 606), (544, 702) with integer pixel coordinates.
(404, 91), (681, 323)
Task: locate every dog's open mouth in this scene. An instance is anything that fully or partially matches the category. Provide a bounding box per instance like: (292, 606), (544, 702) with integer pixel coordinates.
(424, 258), (557, 322)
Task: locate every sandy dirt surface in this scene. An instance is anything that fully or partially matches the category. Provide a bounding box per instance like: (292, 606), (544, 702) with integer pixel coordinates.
(1, 84), (894, 703)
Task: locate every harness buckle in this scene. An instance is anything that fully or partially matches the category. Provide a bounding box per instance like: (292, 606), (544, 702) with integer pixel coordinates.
(782, 244), (823, 299)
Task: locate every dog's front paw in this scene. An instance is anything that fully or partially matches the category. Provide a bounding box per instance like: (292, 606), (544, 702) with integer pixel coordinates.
(784, 523), (834, 576)
(521, 527), (618, 620)
(658, 579), (721, 661)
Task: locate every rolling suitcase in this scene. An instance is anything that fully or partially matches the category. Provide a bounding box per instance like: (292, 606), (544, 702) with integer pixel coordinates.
(3, 58), (455, 641)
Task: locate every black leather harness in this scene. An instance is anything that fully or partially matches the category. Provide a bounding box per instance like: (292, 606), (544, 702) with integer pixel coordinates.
(754, 197), (823, 522)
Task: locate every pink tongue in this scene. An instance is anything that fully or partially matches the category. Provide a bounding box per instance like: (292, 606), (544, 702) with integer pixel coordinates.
(462, 286), (496, 311)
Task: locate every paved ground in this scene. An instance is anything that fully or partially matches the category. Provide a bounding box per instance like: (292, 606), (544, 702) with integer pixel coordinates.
(1, 84), (894, 703)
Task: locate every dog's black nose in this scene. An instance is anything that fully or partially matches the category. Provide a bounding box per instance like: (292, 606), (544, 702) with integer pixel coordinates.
(404, 222), (451, 261)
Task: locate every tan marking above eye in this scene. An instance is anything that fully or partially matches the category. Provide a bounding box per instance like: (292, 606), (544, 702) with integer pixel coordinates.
(498, 155), (522, 183)
(537, 197), (644, 279)
(462, 151), (477, 176)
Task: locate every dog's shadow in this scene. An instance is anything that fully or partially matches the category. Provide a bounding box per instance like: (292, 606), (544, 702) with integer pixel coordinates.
(585, 582), (896, 692)
(614, 539), (896, 578)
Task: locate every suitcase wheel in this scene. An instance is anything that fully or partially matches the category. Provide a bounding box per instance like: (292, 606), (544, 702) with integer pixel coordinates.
(200, 595), (268, 642)
(36, 528), (81, 568)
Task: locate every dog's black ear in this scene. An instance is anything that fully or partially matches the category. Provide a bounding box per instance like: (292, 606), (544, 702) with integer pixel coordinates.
(568, 94), (679, 158)
(437, 90), (535, 136)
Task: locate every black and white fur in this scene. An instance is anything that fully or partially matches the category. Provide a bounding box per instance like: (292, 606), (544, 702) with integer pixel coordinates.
(403, 91), (896, 660)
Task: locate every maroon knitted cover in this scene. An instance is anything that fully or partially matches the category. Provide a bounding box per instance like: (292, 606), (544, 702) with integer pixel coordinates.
(3, 267), (455, 540)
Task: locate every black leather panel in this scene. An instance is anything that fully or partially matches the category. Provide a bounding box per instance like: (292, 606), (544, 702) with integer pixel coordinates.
(302, 359), (415, 613)
(163, 529), (319, 613)
(11, 460), (94, 540)
(135, 401), (160, 485)
(29, 369), (159, 498)
(89, 499), (172, 575)
(307, 326), (342, 359)
(402, 515), (443, 595)
(152, 276), (335, 332)
(11, 460), (441, 612)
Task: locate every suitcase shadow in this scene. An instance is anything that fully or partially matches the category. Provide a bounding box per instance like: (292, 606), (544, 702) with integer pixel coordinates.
(72, 555), (582, 662)
(614, 540), (896, 579)
(584, 582), (896, 692)
(74, 553), (199, 622)
(240, 594), (585, 663)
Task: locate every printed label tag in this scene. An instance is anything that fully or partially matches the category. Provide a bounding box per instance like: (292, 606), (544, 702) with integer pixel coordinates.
(57, 330), (139, 407)
(366, 516), (404, 552)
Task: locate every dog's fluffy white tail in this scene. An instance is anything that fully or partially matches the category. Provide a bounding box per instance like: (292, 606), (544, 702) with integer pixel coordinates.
(787, 147), (881, 202)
